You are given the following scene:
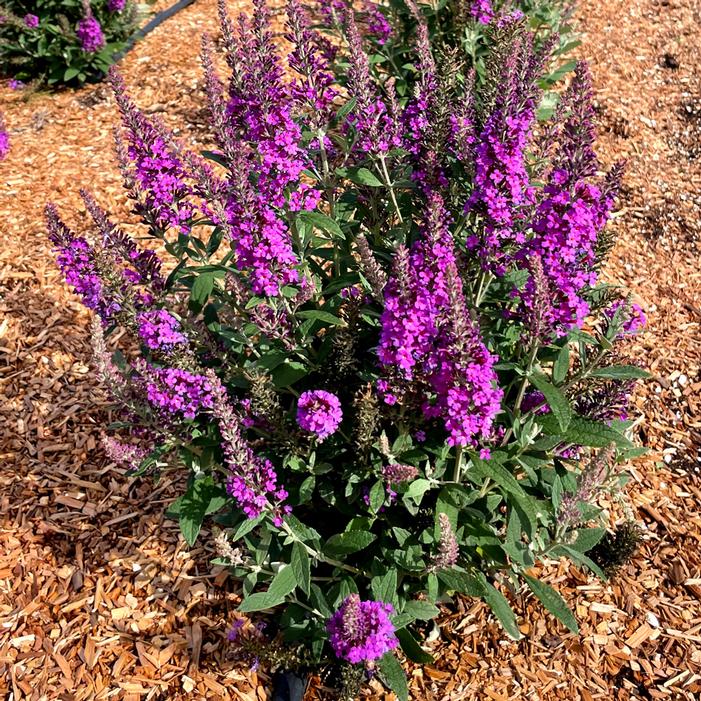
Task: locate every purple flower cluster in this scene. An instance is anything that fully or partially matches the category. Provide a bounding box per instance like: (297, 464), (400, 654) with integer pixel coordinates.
(378, 195), (502, 446)
(24, 14), (39, 28)
(327, 595), (398, 664)
(470, 0), (494, 24)
(111, 70), (194, 233)
(137, 309), (188, 350)
(77, 15), (106, 53)
(296, 390), (343, 441)
(8, 79), (25, 90)
(209, 374), (290, 525)
(108, 0), (127, 12)
(141, 364), (214, 419)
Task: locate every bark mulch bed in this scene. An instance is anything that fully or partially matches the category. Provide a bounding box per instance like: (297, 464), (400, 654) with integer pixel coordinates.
(1, 0), (700, 698)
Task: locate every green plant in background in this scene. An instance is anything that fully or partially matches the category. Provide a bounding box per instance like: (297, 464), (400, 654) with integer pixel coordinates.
(44, 0), (647, 697)
(0, 0), (146, 86)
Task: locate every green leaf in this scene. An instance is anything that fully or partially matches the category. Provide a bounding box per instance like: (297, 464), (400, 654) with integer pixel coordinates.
(553, 344), (570, 384)
(404, 478), (433, 506)
(523, 574), (579, 633)
(529, 371), (572, 431)
(179, 477), (219, 546)
(562, 417), (632, 448)
(271, 360), (308, 388)
(437, 569), (484, 597)
(377, 653), (408, 701)
(551, 544), (607, 581)
(296, 309), (346, 326)
(291, 541), (311, 596)
(571, 527), (606, 553)
(368, 479), (386, 514)
(371, 570), (398, 607)
(190, 271), (216, 308)
(589, 365), (650, 380)
(396, 628), (434, 664)
(298, 210), (344, 239)
(64, 66), (80, 81)
(324, 531), (376, 556)
(238, 565), (297, 612)
(403, 600), (440, 621)
(469, 457), (538, 529)
(231, 514), (265, 541)
(345, 166), (384, 187)
(481, 580), (522, 640)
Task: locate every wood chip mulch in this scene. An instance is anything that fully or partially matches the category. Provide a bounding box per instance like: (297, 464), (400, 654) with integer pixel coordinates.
(1, 0), (700, 699)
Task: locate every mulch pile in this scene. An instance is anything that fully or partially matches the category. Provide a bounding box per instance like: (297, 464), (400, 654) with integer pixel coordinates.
(1, 0), (700, 699)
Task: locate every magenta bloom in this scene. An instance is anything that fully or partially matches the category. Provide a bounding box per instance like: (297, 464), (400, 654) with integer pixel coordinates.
(296, 390), (342, 440)
(141, 365), (214, 419)
(470, 0), (494, 24)
(108, 0), (127, 11)
(327, 595), (398, 664)
(77, 16), (105, 53)
(24, 14), (39, 28)
(137, 309), (188, 350)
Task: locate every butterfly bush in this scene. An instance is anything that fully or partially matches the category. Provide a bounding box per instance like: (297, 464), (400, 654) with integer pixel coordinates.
(0, 0), (139, 86)
(47, 0), (647, 695)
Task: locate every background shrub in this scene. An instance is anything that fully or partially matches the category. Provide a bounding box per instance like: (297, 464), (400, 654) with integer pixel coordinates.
(0, 0), (143, 86)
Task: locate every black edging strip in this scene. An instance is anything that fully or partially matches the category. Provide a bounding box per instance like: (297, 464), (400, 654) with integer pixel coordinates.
(114, 0), (197, 62)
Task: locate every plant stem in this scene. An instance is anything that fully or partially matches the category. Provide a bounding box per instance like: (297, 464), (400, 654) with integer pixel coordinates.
(452, 446), (464, 483)
(377, 154), (403, 224)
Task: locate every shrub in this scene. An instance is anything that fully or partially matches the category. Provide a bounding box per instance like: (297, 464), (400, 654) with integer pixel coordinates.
(0, 0), (140, 86)
(46, 0), (646, 696)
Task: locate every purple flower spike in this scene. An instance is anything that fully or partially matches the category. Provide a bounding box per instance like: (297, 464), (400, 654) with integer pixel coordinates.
(297, 390), (342, 441)
(327, 595), (398, 664)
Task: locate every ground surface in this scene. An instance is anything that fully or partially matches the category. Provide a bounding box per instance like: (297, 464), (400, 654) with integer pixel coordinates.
(1, 0), (700, 699)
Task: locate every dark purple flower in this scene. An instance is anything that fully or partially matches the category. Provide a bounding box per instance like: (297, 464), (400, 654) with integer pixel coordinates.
(24, 14), (39, 28)
(297, 390), (343, 441)
(8, 79), (25, 90)
(327, 595), (398, 664)
(77, 16), (106, 53)
(108, 0), (127, 12)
